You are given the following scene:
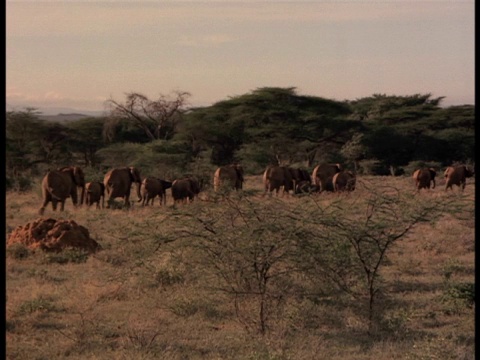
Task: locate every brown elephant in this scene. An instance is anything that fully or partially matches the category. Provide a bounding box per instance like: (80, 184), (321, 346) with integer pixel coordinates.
(84, 181), (105, 209)
(412, 168), (436, 190)
(171, 177), (201, 204)
(288, 167), (312, 192)
(140, 177), (173, 206)
(39, 166), (86, 215)
(332, 171), (356, 192)
(263, 165), (294, 196)
(444, 165), (474, 191)
(213, 164), (244, 192)
(312, 163), (342, 193)
(103, 167), (142, 208)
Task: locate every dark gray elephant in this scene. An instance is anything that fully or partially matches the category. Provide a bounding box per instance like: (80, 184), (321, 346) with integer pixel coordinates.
(412, 168), (436, 190)
(103, 167), (142, 208)
(171, 177), (201, 204)
(311, 163), (342, 193)
(84, 181), (105, 209)
(39, 166), (86, 215)
(332, 171), (356, 192)
(140, 177), (173, 206)
(295, 180), (320, 194)
(444, 165), (474, 191)
(263, 165), (294, 196)
(213, 164), (244, 191)
(288, 167), (312, 192)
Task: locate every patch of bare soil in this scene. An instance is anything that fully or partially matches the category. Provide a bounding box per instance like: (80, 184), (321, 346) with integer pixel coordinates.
(7, 218), (101, 253)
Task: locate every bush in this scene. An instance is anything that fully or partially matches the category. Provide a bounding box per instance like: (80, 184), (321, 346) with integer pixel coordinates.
(41, 249), (90, 264)
(6, 175), (34, 192)
(7, 243), (30, 260)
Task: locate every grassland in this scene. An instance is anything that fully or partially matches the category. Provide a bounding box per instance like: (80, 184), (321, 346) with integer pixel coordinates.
(5, 174), (475, 360)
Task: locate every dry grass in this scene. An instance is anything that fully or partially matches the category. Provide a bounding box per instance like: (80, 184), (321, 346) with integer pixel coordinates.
(6, 175), (475, 360)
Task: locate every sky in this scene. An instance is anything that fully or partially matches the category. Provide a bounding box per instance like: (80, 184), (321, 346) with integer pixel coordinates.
(6, 0), (475, 115)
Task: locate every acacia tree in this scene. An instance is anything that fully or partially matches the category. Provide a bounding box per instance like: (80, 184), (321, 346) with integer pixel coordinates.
(105, 91), (191, 142)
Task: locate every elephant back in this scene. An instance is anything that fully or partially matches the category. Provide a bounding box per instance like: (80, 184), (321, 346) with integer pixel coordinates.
(42, 170), (74, 199)
(444, 165), (474, 188)
(172, 177), (200, 201)
(333, 171), (356, 191)
(85, 181), (104, 201)
(214, 165), (244, 191)
(312, 163), (342, 191)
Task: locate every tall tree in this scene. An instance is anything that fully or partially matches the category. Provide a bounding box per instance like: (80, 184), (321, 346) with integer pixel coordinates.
(105, 90), (191, 141)
(180, 87), (359, 167)
(66, 117), (107, 167)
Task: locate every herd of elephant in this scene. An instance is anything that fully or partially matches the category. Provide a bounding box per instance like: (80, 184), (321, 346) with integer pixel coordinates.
(37, 163), (474, 215)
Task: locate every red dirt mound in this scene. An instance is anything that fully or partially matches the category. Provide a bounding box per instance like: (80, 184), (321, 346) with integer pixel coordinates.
(7, 218), (101, 253)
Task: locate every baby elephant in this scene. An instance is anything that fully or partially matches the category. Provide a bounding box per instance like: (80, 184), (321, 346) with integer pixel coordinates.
(332, 171), (356, 192)
(140, 177), (173, 206)
(84, 181), (105, 209)
(171, 177), (201, 204)
(412, 168), (436, 190)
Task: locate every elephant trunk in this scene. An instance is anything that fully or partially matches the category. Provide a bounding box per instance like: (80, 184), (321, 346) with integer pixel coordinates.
(79, 185), (85, 205)
(136, 181), (142, 201)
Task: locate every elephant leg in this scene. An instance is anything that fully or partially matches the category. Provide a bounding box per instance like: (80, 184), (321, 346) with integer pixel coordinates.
(40, 194), (51, 215)
(60, 201), (66, 211)
(51, 199), (58, 211)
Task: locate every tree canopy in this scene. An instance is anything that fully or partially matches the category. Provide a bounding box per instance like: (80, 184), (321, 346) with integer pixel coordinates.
(5, 88), (475, 185)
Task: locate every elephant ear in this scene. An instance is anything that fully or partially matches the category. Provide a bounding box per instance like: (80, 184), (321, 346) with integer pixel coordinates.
(129, 167), (142, 183)
(73, 167), (85, 186)
(99, 182), (106, 195)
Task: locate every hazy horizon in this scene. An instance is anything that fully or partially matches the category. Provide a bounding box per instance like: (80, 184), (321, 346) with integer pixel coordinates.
(7, 1), (475, 114)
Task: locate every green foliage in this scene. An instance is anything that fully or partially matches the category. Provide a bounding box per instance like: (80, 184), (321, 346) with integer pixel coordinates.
(7, 243), (31, 260)
(65, 117), (107, 167)
(164, 185), (457, 334)
(6, 108), (48, 174)
(168, 297), (201, 317)
(181, 87), (358, 167)
(441, 282), (475, 314)
(17, 296), (58, 315)
(6, 173), (34, 192)
(5, 89), (475, 178)
(155, 268), (185, 288)
(42, 249), (90, 264)
(403, 161), (443, 177)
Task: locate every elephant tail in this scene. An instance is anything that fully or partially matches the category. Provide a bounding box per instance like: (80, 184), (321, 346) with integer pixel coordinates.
(47, 187), (64, 201)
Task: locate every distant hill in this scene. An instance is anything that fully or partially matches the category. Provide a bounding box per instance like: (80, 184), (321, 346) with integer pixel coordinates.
(38, 113), (102, 122)
(6, 104), (106, 119)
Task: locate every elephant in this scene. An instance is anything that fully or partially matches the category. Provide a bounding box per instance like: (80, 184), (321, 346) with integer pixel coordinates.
(311, 163), (342, 193)
(295, 180), (320, 194)
(332, 171), (356, 192)
(140, 177), (173, 206)
(444, 165), (474, 191)
(263, 165), (294, 196)
(39, 166), (86, 215)
(103, 167), (142, 208)
(213, 164), (244, 192)
(287, 167), (312, 191)
(412, 168), (436, 190)
(171, 177), (201, 204)
(84, 181), (105, 209)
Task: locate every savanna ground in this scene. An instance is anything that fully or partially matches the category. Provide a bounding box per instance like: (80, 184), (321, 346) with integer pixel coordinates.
(5, 174), (475, 360)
